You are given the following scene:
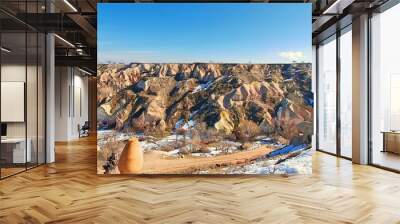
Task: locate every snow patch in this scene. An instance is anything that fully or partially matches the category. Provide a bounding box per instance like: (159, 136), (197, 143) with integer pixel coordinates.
(192, 80), (213, 93)
(175, 119), (196, 130)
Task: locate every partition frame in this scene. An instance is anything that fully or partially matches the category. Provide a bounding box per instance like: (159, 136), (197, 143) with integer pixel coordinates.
(0, 0), (47, 180)
(315, 24), (353, 161)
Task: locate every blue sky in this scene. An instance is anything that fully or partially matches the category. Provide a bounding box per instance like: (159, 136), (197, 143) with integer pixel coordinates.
(98, 3), (311, 64)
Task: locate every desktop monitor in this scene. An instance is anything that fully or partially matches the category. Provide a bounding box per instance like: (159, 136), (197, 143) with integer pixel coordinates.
(1, 123), (7, 137)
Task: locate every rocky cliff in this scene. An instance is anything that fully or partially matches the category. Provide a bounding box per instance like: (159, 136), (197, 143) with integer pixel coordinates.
(97, 63), (313, 144)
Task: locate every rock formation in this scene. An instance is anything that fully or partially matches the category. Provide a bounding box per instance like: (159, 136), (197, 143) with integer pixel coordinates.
(97, 63), (313, 143)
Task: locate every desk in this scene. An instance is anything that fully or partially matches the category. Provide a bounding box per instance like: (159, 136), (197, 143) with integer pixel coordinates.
(1, 138), (31, 163)
(382, 131), (400, 154)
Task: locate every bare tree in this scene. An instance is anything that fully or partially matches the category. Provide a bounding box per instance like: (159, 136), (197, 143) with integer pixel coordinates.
(181, 103), (190, 146)
(235, 120), (261, 141)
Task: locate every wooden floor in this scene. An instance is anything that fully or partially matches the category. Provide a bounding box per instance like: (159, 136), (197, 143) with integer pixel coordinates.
(0, 167), (26, 178)
(1, 136), (400, 224)
(372, 150), (400, 171)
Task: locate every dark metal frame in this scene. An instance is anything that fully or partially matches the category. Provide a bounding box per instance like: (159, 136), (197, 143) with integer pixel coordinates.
(367, 10), (373, 166)
(25, 1), (28, 172)
(0, 19), (2, 179)
(315, 44), (319, 152)
(336, 25), (341, 158)
(44, 0), (47, 165)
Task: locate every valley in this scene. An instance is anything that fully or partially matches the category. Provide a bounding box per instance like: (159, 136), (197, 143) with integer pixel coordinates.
(97, 63), (313, 175)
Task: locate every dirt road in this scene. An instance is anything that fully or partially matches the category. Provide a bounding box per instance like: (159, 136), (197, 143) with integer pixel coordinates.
(139, 146), (276, 174)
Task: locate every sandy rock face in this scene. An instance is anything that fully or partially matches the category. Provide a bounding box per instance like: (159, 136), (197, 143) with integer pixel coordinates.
(215, 110), (235, 134)
(144, 100), (165, 124)
(115, 103), (133, 130)
(97, 63), (313, 143)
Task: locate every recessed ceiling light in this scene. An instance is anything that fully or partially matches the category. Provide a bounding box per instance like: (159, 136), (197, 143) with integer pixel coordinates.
(1, 47), (11, 53)
(54, 34), (75, 48)
(63, 0), (78, 12)
(78, 67), (92, 76)
(323, 0), (354, 15)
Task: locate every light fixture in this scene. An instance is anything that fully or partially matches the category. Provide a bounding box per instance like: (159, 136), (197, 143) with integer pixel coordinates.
(78, 67), (93, 76)
(1, 47), (11, 53)
(63, 0), (78, 12)
(76, 48), (85, 55)
(54, 34), (75, 48)
(322, 0), (354, 15)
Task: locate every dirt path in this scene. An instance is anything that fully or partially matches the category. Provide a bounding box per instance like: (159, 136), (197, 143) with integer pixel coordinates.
(140, 146), (277, 174)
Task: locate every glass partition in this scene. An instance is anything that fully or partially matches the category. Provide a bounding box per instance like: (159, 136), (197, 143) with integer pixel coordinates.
(339, 26), (352, 158)
(27, 30), (38, 169)
(370, 3), (400, 171)
(38, 32), (45, 165)
(1, 31), (28, 177)
(0, 1), (46, 179)
(317, 35), (337, 154)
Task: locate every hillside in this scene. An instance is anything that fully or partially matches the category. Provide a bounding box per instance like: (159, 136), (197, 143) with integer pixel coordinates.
(97, 63), (313, 145)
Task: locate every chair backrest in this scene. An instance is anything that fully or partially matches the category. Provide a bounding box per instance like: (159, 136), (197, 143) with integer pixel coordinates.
(78, 121), (90, 132)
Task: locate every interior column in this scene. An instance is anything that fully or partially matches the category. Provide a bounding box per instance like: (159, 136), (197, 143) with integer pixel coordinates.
(352, 14), (369, 164)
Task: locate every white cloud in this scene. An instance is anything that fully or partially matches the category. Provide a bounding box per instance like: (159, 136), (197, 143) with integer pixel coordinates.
(278, 51), (305, 62)
(98, 50), (159, 64)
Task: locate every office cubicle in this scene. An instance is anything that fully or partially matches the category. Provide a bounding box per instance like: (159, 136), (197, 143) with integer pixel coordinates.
(0, 1), (46, 179)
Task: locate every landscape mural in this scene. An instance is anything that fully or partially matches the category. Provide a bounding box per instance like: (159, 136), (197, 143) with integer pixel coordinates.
(97, 3), (313, 175)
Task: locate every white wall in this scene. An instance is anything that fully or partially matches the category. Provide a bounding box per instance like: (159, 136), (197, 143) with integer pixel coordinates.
(54, 67), (89, 141)
(72, 73), (89, 138)
(1, 64), (26, 138)
(55, 67), (69, 141)
(1, 64), (41, 139)
(1, 63), (46, 164)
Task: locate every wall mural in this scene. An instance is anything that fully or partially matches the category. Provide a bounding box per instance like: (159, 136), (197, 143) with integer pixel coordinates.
(97, 3), (313, 175)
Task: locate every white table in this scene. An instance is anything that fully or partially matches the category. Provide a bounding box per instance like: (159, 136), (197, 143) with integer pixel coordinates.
(1, 138), (31, 163)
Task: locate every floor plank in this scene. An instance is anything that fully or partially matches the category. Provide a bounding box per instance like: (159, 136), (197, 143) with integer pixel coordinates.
(0, 135), (399, 224)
